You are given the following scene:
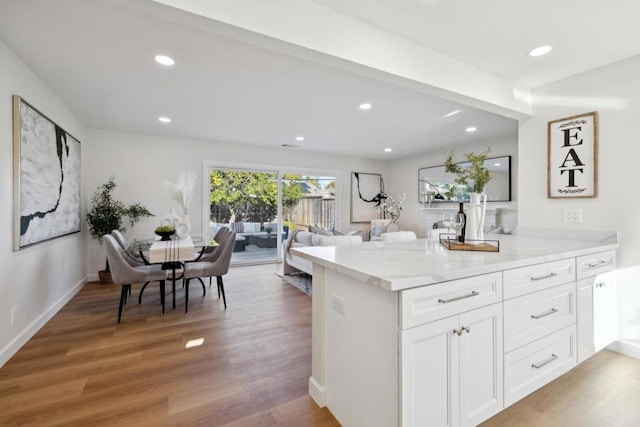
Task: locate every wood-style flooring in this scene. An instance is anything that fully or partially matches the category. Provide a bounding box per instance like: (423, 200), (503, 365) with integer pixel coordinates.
(0, 264), (339, 426)
(2, 263), (640, 426)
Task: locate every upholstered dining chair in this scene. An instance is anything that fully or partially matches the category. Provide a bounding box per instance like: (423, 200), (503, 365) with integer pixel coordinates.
(111, 229), (146, 267)
(183, 230), (236, 312)
(103, 235), (167, 323)
(380, 231), (417, 242)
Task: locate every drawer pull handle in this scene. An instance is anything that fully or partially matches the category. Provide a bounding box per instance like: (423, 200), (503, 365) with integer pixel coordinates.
(439, 291), (479, 304)
(452, 326), (471, 336)
(532, 354), (559, 369)
(530, 272), (557, 281)
(587, 259), (609, 268)
(595, 282), (605, 288)
(531, 308), (558, 319)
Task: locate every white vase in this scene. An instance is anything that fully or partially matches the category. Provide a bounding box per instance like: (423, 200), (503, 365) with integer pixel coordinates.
(465, 192), (487, 241)
(163, 208), (181, 230)
(175, 212), (191, 239)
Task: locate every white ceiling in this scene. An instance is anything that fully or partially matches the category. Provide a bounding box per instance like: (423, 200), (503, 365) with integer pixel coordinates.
(0, 0), (637, 160)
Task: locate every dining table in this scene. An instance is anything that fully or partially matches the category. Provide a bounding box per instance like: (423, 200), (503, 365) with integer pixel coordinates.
(145, 236), (196, 309)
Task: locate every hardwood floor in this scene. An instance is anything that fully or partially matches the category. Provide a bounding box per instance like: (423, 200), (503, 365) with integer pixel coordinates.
(3, 263), (640, 427)
(480, 349), (640, 427)
(0, 264), (339, 426)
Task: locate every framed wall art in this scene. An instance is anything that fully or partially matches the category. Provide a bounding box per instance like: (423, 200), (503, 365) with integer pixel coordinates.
(350, 172), (384, 223)
(13, 95), (81, 250)
(547, 111), (598, 198)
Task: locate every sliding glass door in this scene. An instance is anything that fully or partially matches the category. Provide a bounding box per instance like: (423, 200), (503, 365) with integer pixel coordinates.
(207, 166), (337, 265)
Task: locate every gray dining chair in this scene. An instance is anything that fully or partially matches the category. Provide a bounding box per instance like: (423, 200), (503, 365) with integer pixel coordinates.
(111, 229), (146, 267)
(103, 235), (167, 323)
(183, 230), (236, 312)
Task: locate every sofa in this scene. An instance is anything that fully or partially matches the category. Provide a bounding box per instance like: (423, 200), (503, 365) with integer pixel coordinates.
(211, 222), (282, 252)
(283, 230), (363, 275)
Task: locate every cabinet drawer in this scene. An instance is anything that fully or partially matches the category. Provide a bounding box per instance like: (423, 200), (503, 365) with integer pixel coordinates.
(401, 272), (502, 329)
(503, 258), (575, 299)
(504, 282), (576, 352)
(504, 325), (577, 407)
(576, 250), (616, 280)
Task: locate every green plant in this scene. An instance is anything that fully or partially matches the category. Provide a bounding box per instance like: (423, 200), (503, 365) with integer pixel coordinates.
(444, 148), (493, 193)
(86, 177), (153, 270)
(155, 225), (174, 233)
(265, 226), (273, 235)
(444, 184), (457, 201)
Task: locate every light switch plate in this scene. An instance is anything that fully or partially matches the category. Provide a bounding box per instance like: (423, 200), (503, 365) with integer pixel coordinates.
(563, 208), (582, 223)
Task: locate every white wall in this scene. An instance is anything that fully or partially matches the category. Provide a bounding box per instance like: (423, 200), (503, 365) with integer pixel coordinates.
(85, 129), (384, 274)
(0, 40), (88, 366)
(518, 55), (640, 354)
(385, 136), (518, 237)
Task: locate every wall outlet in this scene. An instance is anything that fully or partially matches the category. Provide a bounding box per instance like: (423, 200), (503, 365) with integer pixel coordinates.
(11, 306), (17, 325)
(563, 208), (582, 223)
(332, 295), (345, 316)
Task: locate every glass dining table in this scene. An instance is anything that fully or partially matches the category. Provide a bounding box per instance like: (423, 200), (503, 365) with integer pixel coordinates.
(132, 235), (219, 309)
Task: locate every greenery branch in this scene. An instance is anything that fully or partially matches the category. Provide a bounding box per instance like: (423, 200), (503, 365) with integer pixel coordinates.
(444, 148), (493, 193)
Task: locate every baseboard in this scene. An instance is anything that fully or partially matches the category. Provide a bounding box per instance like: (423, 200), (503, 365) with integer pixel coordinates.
(309, 376), (327, 407)
(607, 340), (640, 360)
(0, 276), (87, 367)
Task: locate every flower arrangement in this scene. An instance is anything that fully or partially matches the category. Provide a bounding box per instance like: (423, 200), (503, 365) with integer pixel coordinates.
(378, 193), (406, 223)
(444, 148), (493, 193)
(160, 171), (197, 215)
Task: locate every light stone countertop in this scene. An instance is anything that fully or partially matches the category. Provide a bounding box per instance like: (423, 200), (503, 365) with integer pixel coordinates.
(291, 228), (618, 291)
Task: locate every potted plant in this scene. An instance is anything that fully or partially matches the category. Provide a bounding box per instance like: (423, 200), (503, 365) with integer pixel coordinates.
(86, 177), (153, 283)
(265, 226), (273, 236)
(444, 148), (493, 240)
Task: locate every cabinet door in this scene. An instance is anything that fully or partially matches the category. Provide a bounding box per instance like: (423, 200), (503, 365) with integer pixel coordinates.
(577, 278), (595, 363)
(458, 303), (503, 427)
(594, 271), (617, 351)
(401, 316), (460, 427)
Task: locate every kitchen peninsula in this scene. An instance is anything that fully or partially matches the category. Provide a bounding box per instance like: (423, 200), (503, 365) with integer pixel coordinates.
(292, 229), (618, 427)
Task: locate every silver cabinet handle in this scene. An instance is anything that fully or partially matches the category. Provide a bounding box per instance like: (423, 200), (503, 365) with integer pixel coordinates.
(595, 282), (605, 288)
(530, 272), (557, 281)
(587, 259), (609, 268)
(439, 291), (479, 304)
(532, 354), (559, 369)
(531, 308), (558, 319)
(452, 326), (471, 336)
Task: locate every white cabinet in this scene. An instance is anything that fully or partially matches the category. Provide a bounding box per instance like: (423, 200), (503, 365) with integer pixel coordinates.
(401, 303), (503, 427)
(576, 251), (617, 363)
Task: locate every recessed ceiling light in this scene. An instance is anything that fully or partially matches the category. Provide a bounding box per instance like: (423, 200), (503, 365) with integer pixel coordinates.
(494, 163), (501, 167)
(444, 109), (462, 118)
(465, 126), (477, 132)
(295, 136), (305, 141)
(359, 103), (372, 110)
(528, 45), (552, 57)
(384, 148), (392, 152)
(158, 116), (171, 123)
(281, 144), (299, 148)
(154, 54), (175, 66)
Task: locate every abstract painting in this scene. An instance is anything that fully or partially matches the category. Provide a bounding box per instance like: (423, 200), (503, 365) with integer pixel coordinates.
(350, 172), (384, 223)
(13, 95), (81, 250)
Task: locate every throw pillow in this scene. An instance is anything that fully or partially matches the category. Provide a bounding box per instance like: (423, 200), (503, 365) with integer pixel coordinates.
(318, 227), (332, 236)
(347, 230), (365, 240)
(331, 228), (345, 236)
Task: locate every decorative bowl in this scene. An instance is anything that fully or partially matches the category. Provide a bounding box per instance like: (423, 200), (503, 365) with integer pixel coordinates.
(155, 230), (175, 241)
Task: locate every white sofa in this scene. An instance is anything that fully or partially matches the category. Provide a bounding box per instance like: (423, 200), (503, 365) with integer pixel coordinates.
(283, 230), (363, 275)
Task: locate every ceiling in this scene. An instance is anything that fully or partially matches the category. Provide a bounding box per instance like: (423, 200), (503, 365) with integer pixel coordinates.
(0, 0), (638, 160)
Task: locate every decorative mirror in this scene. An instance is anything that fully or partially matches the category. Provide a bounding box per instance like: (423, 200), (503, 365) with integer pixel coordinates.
(418, 156), (512, 204)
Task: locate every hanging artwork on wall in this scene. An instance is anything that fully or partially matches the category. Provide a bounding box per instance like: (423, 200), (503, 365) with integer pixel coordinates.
(547, 111), (598, 198)
(13, 95), (81, 250)
(350, 172), (385, 223)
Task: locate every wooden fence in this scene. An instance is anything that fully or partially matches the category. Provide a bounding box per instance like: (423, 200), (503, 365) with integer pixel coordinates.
(288, 195), (335, 230)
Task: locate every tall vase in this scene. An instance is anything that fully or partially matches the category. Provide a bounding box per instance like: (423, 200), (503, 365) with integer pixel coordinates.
(465, 192), (487, 241)
(175, 211), (191, 239)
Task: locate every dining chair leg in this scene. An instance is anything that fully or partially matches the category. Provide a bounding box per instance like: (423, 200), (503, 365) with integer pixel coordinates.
(117, 284), (129, 323)
(217, 276), (227, 309)
(209, 277), (212, 287)
(217, 278), (221, 298)
(138, 281), (150, 304)
(185, 278), (190, 313)
(196, 278), (206, 296)
(159, 280), (166, 315)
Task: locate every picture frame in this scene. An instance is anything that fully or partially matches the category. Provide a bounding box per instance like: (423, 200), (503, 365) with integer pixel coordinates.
(13, 95), (81, 250)
(350, 172), (384, 223)
(547, 111), (598, 198)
